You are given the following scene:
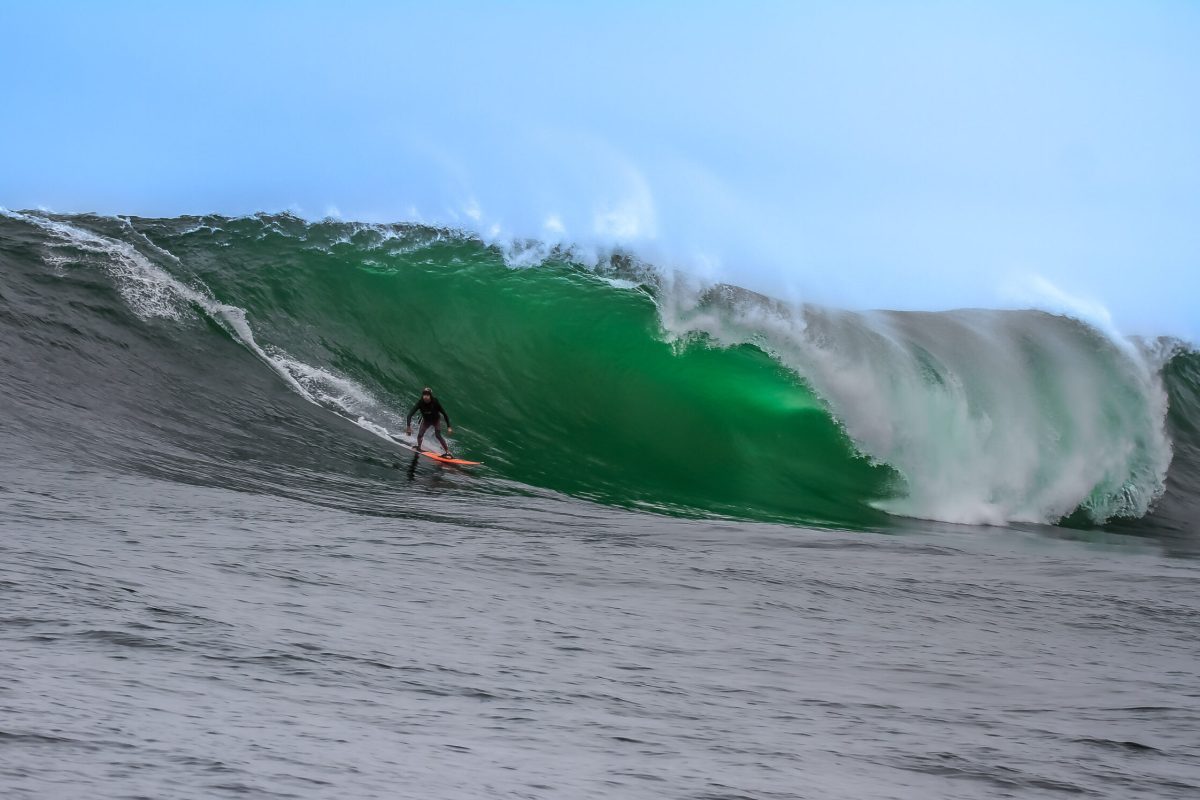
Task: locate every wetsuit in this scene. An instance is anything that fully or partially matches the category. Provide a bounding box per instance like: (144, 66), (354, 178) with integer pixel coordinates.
(407, 396), (451, 452)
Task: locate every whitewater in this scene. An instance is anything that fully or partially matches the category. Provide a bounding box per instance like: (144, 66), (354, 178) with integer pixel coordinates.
(3, 210), (1200, 799)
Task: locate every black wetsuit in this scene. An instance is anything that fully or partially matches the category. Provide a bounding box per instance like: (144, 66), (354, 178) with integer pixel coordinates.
(407, 396), (451, 452)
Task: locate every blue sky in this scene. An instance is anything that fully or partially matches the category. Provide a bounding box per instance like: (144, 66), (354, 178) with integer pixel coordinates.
(2, 1), (1198, 337)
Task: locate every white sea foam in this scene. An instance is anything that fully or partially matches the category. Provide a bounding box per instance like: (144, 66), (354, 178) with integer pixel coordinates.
(656, 274), (1173, 526)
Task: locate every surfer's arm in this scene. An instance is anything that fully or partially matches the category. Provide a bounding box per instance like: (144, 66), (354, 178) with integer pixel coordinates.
(406, 403), (420, 426)
(438, 402), (451, 428)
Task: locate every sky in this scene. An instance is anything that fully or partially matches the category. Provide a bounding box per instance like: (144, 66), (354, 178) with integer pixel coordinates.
(2, 1), (1198, 338)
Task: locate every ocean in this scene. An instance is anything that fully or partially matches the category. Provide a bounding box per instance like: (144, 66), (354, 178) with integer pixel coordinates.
(2, 210), (1199, 799)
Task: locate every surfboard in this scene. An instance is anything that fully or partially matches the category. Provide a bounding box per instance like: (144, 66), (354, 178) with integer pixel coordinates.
(395, 440), (482, 466)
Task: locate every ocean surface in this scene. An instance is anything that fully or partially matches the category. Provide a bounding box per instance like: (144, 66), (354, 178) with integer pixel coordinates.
(2, 211), (1199, 799)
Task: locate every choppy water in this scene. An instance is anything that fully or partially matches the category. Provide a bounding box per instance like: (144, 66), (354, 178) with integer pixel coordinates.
(4, 466), (1200, 799)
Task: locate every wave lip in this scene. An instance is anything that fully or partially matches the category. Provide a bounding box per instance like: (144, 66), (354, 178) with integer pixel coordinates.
(619, 277), (1175, 528)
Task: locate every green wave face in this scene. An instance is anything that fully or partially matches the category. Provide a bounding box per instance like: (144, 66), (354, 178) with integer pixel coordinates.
(170, 218), (896, 526)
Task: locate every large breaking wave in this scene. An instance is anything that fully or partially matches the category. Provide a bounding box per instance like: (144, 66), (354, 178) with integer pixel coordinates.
(1, 210), (1194, 535)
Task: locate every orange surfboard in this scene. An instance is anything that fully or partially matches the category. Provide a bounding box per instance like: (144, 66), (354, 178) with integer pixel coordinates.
(396, 441), (482, 466)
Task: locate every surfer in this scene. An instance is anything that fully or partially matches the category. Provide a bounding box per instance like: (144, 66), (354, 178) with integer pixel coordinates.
(406, 387), (453, 457)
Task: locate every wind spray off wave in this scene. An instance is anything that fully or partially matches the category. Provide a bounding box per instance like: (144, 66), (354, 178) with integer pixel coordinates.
(659, 280), (1173, 525)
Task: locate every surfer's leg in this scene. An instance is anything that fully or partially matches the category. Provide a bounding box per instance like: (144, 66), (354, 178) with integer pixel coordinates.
(433, 423), (450, 454)
(416, 419), (431, 449)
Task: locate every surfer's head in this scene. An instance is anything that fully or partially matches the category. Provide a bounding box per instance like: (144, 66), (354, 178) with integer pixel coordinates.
(422, 387), (432, 398)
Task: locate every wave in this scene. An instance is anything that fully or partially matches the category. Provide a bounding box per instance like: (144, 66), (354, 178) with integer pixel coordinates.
(1, 210), (1195, 535)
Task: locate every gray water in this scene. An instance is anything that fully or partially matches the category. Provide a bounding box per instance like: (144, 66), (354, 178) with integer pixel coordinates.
(3, 465), (1199, 800)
